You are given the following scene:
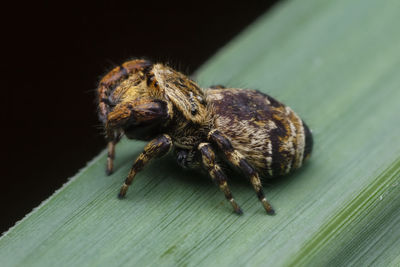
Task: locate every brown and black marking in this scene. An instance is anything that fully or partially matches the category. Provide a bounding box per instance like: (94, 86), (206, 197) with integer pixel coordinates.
(97, 59), (313, 215)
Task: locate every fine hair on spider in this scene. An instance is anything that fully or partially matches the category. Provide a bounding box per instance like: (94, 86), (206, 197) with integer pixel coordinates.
(97, 59), (313, 215)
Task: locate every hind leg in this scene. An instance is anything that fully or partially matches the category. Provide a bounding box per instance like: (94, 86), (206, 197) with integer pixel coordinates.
(208, 130), (275, 215)
(198, 143), (243, 214)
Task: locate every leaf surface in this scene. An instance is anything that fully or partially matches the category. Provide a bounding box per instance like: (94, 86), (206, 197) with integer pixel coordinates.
(1, 0), (400, 266)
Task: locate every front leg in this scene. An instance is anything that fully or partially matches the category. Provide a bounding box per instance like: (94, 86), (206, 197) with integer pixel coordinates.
(118, 134), (172, 198)
(106, 131), (123, 175)
(208, 129), (275, 215)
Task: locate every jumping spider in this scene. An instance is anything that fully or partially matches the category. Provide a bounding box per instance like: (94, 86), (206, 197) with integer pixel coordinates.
(97, 59), (313, 215)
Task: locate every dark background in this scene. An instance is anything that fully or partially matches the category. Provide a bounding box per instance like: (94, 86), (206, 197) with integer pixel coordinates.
(1, 1), (279, 233)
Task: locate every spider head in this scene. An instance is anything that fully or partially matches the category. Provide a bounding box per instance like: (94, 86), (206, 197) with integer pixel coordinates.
(97, 59), (154, 123)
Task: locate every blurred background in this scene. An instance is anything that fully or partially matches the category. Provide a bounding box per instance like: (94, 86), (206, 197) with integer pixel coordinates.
(1, 1), (279, 233)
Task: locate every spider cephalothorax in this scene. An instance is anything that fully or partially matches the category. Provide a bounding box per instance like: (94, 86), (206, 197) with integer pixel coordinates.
(97, 59), (313, 215)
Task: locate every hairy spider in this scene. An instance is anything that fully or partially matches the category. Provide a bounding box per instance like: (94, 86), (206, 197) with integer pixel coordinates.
(97, 59), (313, 215)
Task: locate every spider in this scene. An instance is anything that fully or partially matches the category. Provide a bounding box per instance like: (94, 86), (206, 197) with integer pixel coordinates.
(97, 59), (313, 215)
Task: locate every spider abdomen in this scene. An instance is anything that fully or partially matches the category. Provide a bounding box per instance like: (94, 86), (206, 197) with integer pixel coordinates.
(206, 88), (313, 177)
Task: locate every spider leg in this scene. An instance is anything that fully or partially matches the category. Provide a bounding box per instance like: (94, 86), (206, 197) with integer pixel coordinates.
(106, 131), (123, 175)
(105, 98), (170, 175)
(208, 130), (275, 215)
(198, 143), (243, 215)
(118, 134), (172, 198)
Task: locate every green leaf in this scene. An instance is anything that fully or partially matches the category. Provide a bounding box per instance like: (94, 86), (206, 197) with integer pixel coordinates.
(2, 0), (400, 266)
